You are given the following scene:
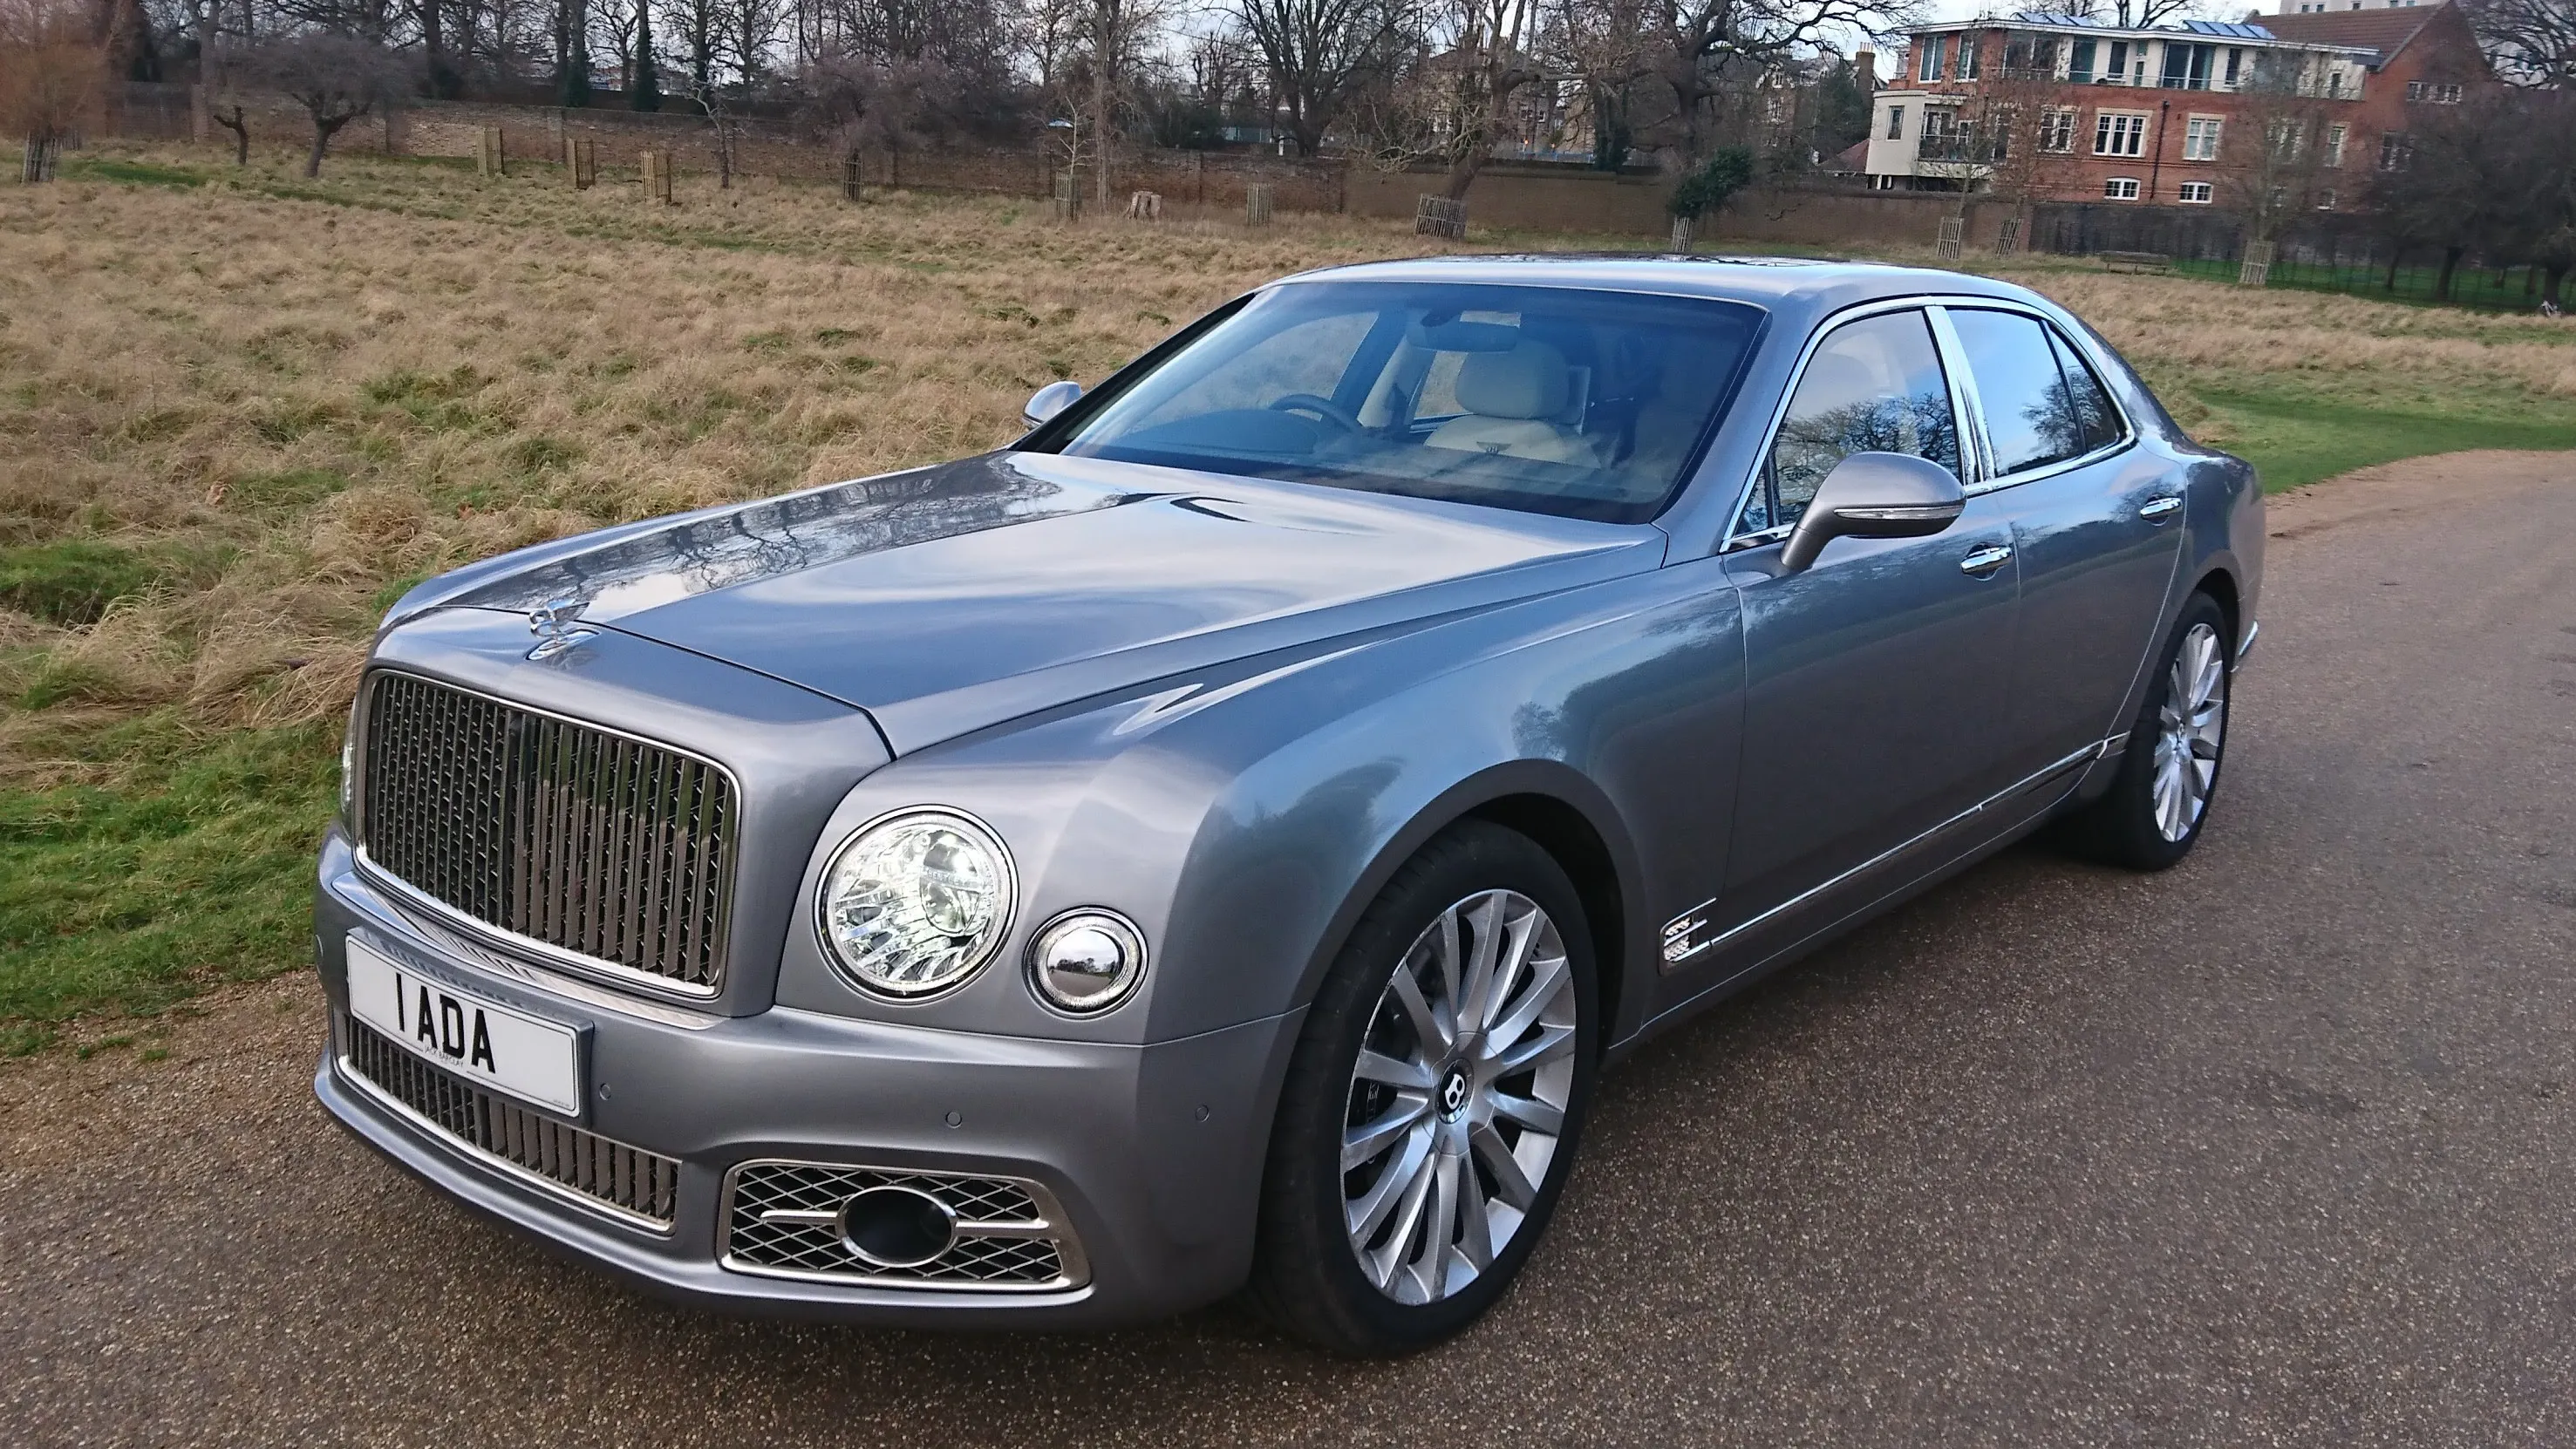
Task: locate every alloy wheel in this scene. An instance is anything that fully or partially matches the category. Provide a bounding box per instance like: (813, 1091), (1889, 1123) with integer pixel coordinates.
(1339, 889), (1578, 1305)
(2151, 621), (2227, 842)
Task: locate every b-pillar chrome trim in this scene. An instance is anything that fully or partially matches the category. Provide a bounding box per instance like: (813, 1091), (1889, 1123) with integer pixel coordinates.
(1658, 739), (2106, 970)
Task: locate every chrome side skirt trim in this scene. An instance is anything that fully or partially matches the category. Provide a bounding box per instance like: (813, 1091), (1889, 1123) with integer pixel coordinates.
(2234, 619), (2260, 669)
(1659, 740), (2100, 971)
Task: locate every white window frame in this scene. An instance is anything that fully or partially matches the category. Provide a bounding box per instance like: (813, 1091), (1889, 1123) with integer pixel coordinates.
(2177, 180), (2213, 204)
(2095, 112), (2148, 157)
(2325, 123), (2348, 167)
(1886, 104), (1905, 140)
(1919, 35), (1946, 83)
(2039, 107), (2076, 153)
(2182, 115), (2223, 162)
(2104, 177), (2141, 200)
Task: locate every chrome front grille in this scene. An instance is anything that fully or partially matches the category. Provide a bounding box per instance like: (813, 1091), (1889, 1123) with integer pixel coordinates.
(722, 1162), (1087, 1291)
(343, 1017), (680, 1230)
(359, 670), (735, 994)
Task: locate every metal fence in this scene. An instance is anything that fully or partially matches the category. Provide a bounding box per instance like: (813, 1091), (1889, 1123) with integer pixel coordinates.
(2031, 202), (2558, 313)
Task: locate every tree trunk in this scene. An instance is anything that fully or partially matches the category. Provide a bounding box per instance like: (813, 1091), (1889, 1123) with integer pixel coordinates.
(2546, 264), (2566, 309)
(2436, 244), (2462, 301)
(1090, 58), (1113, 205)
(2383, 246), (2402, 290)
(1441, 150), (1484, 201)
(307, 115), (351, 178)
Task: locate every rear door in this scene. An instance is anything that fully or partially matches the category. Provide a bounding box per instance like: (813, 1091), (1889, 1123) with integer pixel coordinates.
(1677, 306), (2021, 970)
(1938, 305), (2184, 783)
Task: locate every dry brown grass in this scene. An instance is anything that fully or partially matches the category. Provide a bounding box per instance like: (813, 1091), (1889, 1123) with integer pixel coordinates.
(3, 143), (2573, 778)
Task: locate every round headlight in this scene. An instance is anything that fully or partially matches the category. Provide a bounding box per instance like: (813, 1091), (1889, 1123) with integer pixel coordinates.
(1027, 910), (1148, 1015)
(817, 811), (1016, 999)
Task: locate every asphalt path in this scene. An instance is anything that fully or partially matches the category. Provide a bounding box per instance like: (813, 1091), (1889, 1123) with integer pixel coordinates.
(6, 450), (2574, 1447)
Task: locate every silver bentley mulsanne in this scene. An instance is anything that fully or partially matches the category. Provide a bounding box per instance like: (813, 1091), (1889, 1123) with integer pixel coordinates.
(315, 255), (2260, 1354)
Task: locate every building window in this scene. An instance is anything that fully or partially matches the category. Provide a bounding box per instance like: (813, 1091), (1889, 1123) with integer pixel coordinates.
(2104, 178), (2141, 201)
(1886, 105), (1905, 140)
(2039, 108), (2076, 153)
(2380, 133), (2410, 169)
(2095, 112), (2147, 157)
(2161, 42), (2215, 90)
(2183, 116), (2223, 161)
(2268, 119), (2305, 161)
(2317, 188), (2337, 210)
(2406, 81), (2463, 103)
(2225, 47), (2244, 85)
(2069, 38), (2097, 84)
(2106, 40), (2131, 85)
(1959, 32), (1982, 79)
(1919, 35), (1946, 83)
(2177, 181), (2213, 203)
(2325, 123), (2348, 167)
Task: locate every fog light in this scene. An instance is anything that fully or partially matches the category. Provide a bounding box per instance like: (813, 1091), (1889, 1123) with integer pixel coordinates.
(838, 1185), (957, 1269)
(1027, 909), (1147, 1016)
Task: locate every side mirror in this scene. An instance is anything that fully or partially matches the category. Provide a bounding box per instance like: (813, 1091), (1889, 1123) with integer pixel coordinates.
(1022, 379), (1083, 429)
(1780, 452), (1966, 573)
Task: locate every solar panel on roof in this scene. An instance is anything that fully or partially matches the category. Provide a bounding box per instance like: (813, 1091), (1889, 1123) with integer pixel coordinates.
(2179, 19), (2274, 37)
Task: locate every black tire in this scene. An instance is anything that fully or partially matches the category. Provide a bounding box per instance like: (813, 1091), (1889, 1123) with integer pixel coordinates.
(1245, 820), (1600, 1356)
(2056, 591), (2232, 870)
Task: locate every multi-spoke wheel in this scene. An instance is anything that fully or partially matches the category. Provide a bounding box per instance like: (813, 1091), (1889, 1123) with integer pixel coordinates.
(1249, 823), (1597, 1355)
(2057, 591), (2233, 870)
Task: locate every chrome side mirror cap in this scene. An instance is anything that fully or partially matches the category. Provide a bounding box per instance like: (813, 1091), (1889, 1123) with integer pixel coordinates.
(1022, 379), (1084, 430)
(1780, 452), (1966, 573)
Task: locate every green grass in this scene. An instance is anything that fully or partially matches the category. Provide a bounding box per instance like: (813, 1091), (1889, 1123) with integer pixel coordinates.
(0, 719), (335, 1054)
(2188, 378), (2576, 491)
(2169, 255), (2556, 315)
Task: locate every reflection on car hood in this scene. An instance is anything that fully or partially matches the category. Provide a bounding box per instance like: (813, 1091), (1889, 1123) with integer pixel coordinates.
(431, 452), (1659, 753)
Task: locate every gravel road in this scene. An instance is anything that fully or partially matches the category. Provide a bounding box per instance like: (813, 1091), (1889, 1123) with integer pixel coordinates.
(6, 449), (2573, 1448)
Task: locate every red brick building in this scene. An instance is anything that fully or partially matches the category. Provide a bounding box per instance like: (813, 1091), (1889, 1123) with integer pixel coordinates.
(1863, 4), (2492, 209)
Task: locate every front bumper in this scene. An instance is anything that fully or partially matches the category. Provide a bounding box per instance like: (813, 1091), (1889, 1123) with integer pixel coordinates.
(311, 833), (1302, 1328)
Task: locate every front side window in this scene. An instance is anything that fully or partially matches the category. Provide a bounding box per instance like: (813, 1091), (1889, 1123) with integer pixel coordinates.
(2096, 112), (2147, 156)
(1041, 282), (1762, 525)
(2183, 115), (2223, 161)
(1755, 310), (1959, 533)
(1949, 309), (2093, 478)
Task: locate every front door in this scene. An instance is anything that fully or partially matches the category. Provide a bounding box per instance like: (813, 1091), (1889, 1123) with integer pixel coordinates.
(1696, 308), (2022, 958)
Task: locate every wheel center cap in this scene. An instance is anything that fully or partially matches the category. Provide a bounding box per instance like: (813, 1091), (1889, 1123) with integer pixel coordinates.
(1436, 1065), (1473, 1122)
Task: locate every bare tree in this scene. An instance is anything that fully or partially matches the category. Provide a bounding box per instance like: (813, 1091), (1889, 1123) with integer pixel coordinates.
(244, 28), (409, 176)
(201, 33), (254, 162)
(2461, 0), (2575, 89)
(1432, 0), (1544, 198)
(0, 0), (105, 180)
(1641, 0), (1919, 172)
(1232, 0), (1418, 158)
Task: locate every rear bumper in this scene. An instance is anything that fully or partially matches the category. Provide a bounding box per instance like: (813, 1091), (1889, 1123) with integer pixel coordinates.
(312, 831), (1301, 1328)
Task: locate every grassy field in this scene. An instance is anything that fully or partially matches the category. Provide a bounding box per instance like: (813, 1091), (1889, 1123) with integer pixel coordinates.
(4, 143), (2573, 1054)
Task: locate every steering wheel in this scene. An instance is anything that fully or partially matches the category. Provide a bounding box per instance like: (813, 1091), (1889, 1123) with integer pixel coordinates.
(1267, 393), (1365, 433)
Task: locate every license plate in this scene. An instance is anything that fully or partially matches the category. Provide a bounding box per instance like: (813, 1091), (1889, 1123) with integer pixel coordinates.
(344, 935), (583, 1117)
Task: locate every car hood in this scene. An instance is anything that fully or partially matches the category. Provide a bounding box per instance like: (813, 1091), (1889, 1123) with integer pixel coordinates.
(426, 452), (1661, 753)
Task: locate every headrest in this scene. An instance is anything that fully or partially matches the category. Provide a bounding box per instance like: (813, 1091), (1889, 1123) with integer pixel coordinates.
(1455, 343), (1572, 421)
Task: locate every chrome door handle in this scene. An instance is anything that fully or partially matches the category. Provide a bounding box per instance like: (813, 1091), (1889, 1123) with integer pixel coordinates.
(2139, 495), (2184, 521)
(1959, 544), (2014, 577)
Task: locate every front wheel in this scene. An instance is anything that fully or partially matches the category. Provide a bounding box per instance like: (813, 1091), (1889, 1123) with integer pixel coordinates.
(1247, 822), (1598, 1355)
(2058, 591), (2232, 870)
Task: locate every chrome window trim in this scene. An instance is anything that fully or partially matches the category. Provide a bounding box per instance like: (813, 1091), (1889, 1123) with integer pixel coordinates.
(716, 1158), (1093, 1294)
(352, 666), (743, 1004)
(1931, 301), (2141, 495)
(1722, 293), (2147, 551)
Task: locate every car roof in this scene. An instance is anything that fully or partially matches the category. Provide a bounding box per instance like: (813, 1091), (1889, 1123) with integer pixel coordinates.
(1276, 253), (2041, 316)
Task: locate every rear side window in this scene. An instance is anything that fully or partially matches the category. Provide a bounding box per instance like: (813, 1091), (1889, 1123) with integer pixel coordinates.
(1755, 310), (1959, 531)
(1948, 308), (2089, 477)
(2048, 327), (2123, 453)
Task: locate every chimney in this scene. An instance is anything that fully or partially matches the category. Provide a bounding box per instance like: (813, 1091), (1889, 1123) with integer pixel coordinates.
(1855, 49), (1877, 91)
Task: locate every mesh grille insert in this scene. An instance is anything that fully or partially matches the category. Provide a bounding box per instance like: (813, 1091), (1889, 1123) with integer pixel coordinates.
(724, 1162), (1082, 1291)
(360, 670), (734, 993)
(344, 1017), (678, 1228)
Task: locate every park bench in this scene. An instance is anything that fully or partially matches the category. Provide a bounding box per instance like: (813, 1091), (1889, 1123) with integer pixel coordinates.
(2098, 251), (2174, 275)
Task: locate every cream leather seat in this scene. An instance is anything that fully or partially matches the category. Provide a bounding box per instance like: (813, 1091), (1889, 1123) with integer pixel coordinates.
(1424, 344), (1600, 466)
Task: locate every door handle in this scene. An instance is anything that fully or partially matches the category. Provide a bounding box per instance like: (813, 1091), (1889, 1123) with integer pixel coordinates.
(1959, 544), (2014, 577)
(2139, 495), (2184, 522)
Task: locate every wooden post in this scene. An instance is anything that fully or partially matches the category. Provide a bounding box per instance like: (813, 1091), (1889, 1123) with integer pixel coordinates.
(1669, 215), (1696, 254)
(563, 133), (597, 187)
(2238, 239), (2274, 287)
(640, 149), (674, 204)
(1053, 170), (1080, 222)
(843, 154), (866, 201)
(1414, 194), (1466, 240)
(477, 125), (505, 179)
(1245, 183), (1274, 226)
(1126, 190), (1162, 221)
(1994, 215), (2022, 255)
(1936, 215), (1965, 262)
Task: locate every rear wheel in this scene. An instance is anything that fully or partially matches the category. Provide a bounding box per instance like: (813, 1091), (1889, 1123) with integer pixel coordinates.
(1247, 822), (1598, 1355)
(2058, 592), (2232, 870)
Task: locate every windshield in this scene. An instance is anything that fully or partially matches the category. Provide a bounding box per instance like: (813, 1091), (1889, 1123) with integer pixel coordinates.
(1032, 281), (1763, 524)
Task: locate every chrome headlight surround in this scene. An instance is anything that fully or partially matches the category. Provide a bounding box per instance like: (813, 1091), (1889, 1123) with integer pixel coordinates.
(1026, 909), (1149, 1017)
(814, 808), (1018, 1001)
